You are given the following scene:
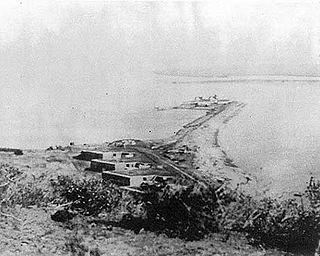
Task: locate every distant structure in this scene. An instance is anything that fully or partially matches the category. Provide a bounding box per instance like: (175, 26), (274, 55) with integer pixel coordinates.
(174, 95), (231, 110)
(194, 95), (218, 106)
(108, 139), (147, 148)
(0, 148), (23, 155)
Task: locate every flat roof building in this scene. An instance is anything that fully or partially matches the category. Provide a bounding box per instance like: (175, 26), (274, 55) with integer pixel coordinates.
(74, 150), (135, 161)
(102, 168), (174, 187)
(90, 159), (152, 173)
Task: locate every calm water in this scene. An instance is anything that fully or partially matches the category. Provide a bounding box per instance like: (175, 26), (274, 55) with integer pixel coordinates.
(0, 74), (205, 149)
(158, 76), (320, 194)
(2, 74), (320, 192)
(217, 81), (320, 193)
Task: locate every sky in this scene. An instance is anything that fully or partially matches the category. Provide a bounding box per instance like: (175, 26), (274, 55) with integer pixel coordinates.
(1, 1), (320, 122)
(0, 0), (320, 77)
(0, 0), (320, 147)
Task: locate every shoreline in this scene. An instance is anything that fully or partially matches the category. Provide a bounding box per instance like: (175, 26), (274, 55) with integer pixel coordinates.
(171, 102), (255, 190)
(1, 101), (256, 194)
(0, 101), (297, 256)
(14, 102), (254, 187)
(148, 101), (256, 193)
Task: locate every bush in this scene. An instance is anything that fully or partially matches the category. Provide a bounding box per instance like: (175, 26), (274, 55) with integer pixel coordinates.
(51, 176), (122, 216)
(11, 181), (50, 207)
(0, 164), (22, 202)
(126, 178), (320, 254)
(0, 164), (52, 208)
(128, 182), (223, 240)
(240, 198), (320, 253)
(5, 159), (319, 254)
(219, 178), (320, 254)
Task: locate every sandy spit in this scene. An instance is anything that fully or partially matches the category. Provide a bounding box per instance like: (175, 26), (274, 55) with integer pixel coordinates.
(174, 102), (259, 193)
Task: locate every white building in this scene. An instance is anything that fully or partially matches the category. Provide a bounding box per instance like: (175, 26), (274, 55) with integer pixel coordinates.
(76, 150), (134, 161)
(102, 168), (174, 187)
(90, 160), (151, 172)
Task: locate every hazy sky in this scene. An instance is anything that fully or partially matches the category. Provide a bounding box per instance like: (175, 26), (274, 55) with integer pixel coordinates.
(1, 0), (320, 148)
(1, 0), (320, 116)
(1, 0), (320, 76)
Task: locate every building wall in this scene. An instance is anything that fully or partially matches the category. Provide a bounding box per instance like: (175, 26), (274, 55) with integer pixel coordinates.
(102, 171), (176, 187)
(91, 160), (140, 172)
(115, 162), (127, 170)
(102, 152), (122, 160)
(102, 172), (130, 186)
(80, 151), (103, 161)
(102, 152), (135, 160)
(91, 161), (116, 172)
(102, 171), (154, 187)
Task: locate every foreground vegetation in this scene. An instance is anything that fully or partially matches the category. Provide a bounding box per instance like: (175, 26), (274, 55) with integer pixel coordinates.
(1, 162), (320, 255)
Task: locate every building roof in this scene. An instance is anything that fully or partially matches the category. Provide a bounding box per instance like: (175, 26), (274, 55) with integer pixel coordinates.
(91, 160), (149, 165)
(91, 159), (114, 164)
(82, 150), (134, 154)
(105, 168), (173, 177)
(81, 150), (104, 154)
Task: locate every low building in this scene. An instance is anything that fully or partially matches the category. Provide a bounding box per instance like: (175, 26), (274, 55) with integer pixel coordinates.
(102, 168), (174, 187)
(102, 151), (134, 160)
(73, 150), (105, 161)
(90, 160), (119, 172)
(90, 160), (152, 172)
(74, 150), (135, 161)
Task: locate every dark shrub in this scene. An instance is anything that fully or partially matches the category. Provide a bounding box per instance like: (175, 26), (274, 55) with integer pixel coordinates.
(127, 178), (320, 254)
(128, 182), (222, 240)
(51, 176), (122, 216)
(51, 209), (75, 222)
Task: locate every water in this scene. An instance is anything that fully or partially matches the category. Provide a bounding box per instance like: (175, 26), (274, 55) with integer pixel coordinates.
(2, 73), (320, 193)
(217, 81), (320, 193)
(157, 76), (320, 194)
(0, 74), (206, 149)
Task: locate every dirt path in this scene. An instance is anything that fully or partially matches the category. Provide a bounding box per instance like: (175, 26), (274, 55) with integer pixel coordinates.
(133, 147), (199, 182)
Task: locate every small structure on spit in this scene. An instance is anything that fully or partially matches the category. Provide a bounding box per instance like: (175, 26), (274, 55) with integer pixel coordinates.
(177, 95), (231, 109)
(155, 95), (232, 111)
